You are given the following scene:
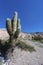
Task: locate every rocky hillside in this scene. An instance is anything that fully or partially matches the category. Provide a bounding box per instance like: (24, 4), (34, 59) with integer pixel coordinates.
(0, 28), (43, 65)
(0, 28), (43, 40)
(0, 28), (9, 40)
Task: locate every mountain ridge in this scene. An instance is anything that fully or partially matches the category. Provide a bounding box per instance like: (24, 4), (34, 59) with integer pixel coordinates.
(0, 28), (43, 40)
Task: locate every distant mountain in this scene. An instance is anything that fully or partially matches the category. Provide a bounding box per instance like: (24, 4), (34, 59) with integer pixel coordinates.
(0, 28), (43, 40)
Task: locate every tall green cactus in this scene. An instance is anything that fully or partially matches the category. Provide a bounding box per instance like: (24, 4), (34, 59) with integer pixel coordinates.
(6, 11), (21, 44)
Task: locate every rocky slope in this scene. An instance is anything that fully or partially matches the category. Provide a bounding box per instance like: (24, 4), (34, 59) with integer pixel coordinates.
(1, 39), (43, 65)
(0, 28), (43, 40)
(0, 29), (43, 65)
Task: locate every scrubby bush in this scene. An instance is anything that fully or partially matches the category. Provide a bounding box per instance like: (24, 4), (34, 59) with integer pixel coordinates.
(16, 40), (36, 52)
(32, 35), (43, 43)
(34, 35), (43, 40)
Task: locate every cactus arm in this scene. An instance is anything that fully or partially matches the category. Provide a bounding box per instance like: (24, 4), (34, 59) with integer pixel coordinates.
(14, 18), (21, 38)
(12, 12), (18, 34)
(17, 18), (21, 31)
(6, 18), (12, 35)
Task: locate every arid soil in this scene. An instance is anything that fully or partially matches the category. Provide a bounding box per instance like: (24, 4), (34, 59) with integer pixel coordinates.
(0, 29), (43, 65)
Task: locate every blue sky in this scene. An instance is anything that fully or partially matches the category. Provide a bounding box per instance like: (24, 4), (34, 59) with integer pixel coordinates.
(0, 0), (43, 32)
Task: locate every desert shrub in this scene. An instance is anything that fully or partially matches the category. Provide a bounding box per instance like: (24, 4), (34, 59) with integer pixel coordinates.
(41, 64), (43, 65)
(33, 35), (43, 41)
(0, 62), (2, 65)
(16, 40), (36, 52)
(32, 35), (43, 43)
(39, 40), (43, 43)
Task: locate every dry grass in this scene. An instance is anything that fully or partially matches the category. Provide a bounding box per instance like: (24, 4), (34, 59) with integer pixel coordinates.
(32, 36), (43, 44)
(16, 40), (36, 52)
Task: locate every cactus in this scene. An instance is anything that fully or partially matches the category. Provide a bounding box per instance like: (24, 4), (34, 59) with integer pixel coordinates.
(6, 11), (21, 44)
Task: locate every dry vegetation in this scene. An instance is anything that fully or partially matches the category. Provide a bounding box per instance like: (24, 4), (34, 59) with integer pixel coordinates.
(32, 35), (43, 43)
(16, 40), (36, 52)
